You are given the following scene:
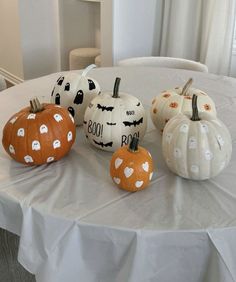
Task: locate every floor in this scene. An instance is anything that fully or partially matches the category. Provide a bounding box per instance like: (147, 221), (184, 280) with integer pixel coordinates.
(0, 228), (36, 282)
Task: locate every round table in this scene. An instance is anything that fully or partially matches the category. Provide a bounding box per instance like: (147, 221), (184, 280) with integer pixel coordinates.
(0, 67), (236, 282)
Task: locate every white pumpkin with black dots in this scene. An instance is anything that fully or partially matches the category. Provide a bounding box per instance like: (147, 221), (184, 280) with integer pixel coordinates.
(51, 64), (101, 126)
(162, 95), (232, 180)
(84, 77), (147, 152)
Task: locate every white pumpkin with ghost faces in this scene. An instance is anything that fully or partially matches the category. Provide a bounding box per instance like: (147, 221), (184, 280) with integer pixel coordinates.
(51, 64), (101, 126)
(84, 77), (147, 152)
(162, 95), (232, 180)
(151, 78), (216, 134)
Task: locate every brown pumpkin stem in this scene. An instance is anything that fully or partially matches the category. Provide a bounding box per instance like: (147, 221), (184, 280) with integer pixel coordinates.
(112, 77), (121, 98)
(30, 97), (44, 113)
(191, 94), (200, 121)
(128, 137), (139, 153)
(181, 78), (193, 96)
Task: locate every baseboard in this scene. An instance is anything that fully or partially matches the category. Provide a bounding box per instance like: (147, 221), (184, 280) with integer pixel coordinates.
(0, 68), (24, 85)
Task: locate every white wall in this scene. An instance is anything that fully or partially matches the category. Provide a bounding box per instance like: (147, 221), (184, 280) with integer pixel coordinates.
(59, 0), (100, 70)
(0, 0), (24, 80)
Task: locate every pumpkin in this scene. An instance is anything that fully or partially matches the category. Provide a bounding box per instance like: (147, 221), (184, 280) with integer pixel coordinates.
(110, 137), (153, 192)
(162, 95), (232, 180)
(151, 78), (216, 134)
(2, 98), (76, 165)
(84, 77), (147, 152)
(51, 64), (101, 126)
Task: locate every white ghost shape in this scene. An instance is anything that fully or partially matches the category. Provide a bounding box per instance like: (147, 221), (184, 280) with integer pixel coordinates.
(174, 148), (182, 158)
(67, 131), (73, 142)
(10, 116), (18, 124)
(27, 113), (36, 120)
(53, 140), (61, 149)
(24, 155), (33, 163)
(54, 114), (63, 122)
(17, 128), (25, 137)
(47, 156), (54, 163)
(179, 124), (189, 133)
(204, 150), (213, 161)
(188, 136), (197, 149)
(190, 165), (199, 173)
(40, 124), (48, 134)
(217, 135), (224, 147)
(165, 133), (173, 144)
(9, 144), (15, 154)
(32, 140), (41, 151)
(200, 124), (208, 133)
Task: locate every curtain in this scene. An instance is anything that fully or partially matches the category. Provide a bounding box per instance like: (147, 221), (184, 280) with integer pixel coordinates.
(158, 0), (236, 75)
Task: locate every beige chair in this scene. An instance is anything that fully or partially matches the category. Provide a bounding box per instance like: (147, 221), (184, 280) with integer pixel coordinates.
(118, 56), (208, 73)
(0, 75), (7, 91)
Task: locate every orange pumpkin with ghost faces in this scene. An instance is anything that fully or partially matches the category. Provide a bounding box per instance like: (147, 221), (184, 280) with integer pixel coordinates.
(2, 98), (76, 165)
(110, 137), (153, 192)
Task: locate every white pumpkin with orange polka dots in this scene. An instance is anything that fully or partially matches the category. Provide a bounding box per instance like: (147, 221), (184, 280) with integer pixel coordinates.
(162, 95), (232, 180)
(151, 78), (216, 134)
(110, 137), (153, 192)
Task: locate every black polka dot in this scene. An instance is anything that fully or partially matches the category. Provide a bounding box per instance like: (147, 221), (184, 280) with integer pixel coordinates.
(88, 79), (96, 90)
(55, 93), (60, 105)
(64, 83), (70, 91)
(73, 90), (84, 104)
(67, 107), (75, 117)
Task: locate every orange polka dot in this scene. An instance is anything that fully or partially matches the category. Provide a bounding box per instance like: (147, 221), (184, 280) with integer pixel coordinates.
(169, 102), (178, 108)
(184, 96), (192, 100)
(153, 108), (157, 114)
(204, 104), (211, 111)
(163, 93), (171, 98)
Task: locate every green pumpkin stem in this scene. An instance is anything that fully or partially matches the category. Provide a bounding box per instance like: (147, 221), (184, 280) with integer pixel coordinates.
(191, 94), (200, 121)
(112, 77), (121, 98)
(30, 97), (44, 113)
(181, 78), (193, 96)
(128, 137), (139, 152)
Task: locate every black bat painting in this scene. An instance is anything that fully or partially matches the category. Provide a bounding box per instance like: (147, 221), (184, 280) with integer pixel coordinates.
(64, 83), (70, 91)
(93, 140), (113, 148)
(123, 117), (143, 127)
(57, 76), (64, 86)
(97, 104), (114, 112)
(106, 122), (116, 126)
(74, 90), (84, 104)
(88, 79), (96, 90)
(55, 93), (60, 105)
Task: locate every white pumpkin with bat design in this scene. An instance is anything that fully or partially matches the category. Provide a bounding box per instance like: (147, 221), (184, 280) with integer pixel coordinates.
(51, 64), (101, 126)
(84, 77), (147, 152)
(162, 95), (232, 180)
(151, 78), (216, 134)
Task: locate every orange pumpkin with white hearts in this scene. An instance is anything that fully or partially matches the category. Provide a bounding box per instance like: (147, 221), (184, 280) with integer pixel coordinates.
(2, 98), (76, 165)
(110, 137), (153, 192)
(150, 78), (216, 133)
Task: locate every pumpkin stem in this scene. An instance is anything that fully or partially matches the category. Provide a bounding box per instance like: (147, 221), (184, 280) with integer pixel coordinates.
(128, 137), (139, 152)
(30, 97), (44, 113)
(81, 64), (96, 77)
(181, 78), (193, 96)
(112, 77), (121, 98)
(191, 94), (200, 121)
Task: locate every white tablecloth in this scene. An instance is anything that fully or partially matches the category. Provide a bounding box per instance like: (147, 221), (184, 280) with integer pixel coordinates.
(0, 67), (236, 282)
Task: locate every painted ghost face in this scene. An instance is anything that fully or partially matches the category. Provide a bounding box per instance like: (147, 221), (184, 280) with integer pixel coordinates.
(179, 124), (189, 133)
(217, 135), (224, 147)
(67, 131), (73, 142)
(40, 124), (48, 134)
(27, 113), (36, 120)
(24, 155), (33, 163)
(188, 136), (197, 149)
(54, 114), (63, 122)
(200, 124), (208, 133)
(190, 165), (199, 173)
(47, 156), (54, 163)
(9, 144), (15, 154)
(32, 140), (41, 151)
(17, 128), (25, 137)
(204, 150), (213, 161)
(10, 116), (18, 124)
(174, 148), (182, 158)
(53, 140), (61, 149)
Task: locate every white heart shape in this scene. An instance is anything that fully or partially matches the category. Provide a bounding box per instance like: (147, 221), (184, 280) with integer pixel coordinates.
(115, 158), (123, 169)
(124, 167), (134, 178)
(142, 162), (149, 172)
(149, 172), (153, 180)
(135, 180), (143, 188)
(113, 177), (121, 184)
